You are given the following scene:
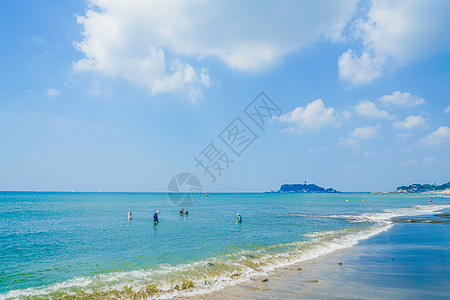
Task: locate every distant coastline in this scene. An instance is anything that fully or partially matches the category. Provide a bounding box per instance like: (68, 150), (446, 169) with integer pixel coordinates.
(397, 182), (450, 193)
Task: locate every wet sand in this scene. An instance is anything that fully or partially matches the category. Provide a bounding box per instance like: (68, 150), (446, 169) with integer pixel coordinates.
(184, 246), (369, 300)
(183, 222), (450, 299)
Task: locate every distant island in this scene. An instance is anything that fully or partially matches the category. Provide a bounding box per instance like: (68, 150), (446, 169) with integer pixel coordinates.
(397, 182), (450, 193)
(277, 183), (339, 193)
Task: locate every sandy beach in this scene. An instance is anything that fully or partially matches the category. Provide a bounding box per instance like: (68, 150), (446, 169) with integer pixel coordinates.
(2, 194), (449, 299)
(186, 220), (450, 300)
(2, 0), (450, 298)
(185, 247), (362, 300)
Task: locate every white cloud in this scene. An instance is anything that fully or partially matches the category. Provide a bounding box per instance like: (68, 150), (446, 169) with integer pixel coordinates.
(74, 0), (358, 99)
(338, 50), (383, 84)
(45, 88), (61, 96)
(354, 100), (391, 119)
(338, 0), (450, 84)
(351, 125), (381, 139)
(339, 137), (359, 149)
(392, 115), (428, 130)
(444, 106), (450, 113)
(378, 91), (426, 107)
(342, 110), (353, 119)
(278, 99), (338, 133)
(419, 126), (450, 145)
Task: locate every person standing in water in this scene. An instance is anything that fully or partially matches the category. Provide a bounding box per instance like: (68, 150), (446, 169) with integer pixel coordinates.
(236, 213), (242, 223)
(128, 212), (132, 221)
(430, 197), (433, 204)
(180, 208), (184, 216)
(153, 211), (159, 223)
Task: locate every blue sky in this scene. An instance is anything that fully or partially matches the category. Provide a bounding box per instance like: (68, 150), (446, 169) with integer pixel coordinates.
(0, 0), (449, 192)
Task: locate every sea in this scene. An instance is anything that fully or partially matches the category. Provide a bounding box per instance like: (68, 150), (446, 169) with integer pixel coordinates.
(1, 192), (449, 299)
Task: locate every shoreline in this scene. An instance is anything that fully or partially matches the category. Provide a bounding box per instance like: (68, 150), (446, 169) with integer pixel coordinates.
(182, 247), (356, 300)
(2, 197), (449, 299)
(183, 220), (450, 299)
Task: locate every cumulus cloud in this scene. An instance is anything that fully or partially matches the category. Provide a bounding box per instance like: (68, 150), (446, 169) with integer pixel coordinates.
(351, 125), (381, 139)
(354, 100), (391, 119)
(339, 137), (359, 149)
(338, 0), (450, 84)
(342, 110), (352, 119)
(444, 106), (450, 113)
(74, 0), (358, 99)
(419, 126), (450, 145)
(45, 88), (61, 96)
(392, 115), (428, 130)
(338, 50), (383, 84)
(278, 99), (338, 134)
(378, 91), (426, 107)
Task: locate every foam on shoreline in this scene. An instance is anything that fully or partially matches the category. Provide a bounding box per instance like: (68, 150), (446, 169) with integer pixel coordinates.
(3, 204), (449, 300)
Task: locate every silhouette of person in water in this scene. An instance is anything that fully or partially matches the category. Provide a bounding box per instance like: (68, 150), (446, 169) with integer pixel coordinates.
(128, 212), (132, 220)
(180, 208), (184, 216)
(153, 211), (159, 223)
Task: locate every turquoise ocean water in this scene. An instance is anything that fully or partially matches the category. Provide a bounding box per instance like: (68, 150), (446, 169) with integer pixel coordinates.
(1, 192), (449, 299)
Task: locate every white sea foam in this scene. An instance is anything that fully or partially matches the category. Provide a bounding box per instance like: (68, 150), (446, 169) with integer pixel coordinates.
(3, 204), (450, 300)
(333, 204), (450, 224)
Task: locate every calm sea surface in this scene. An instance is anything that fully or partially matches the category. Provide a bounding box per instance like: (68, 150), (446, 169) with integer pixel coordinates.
(1, 192), (449, 299)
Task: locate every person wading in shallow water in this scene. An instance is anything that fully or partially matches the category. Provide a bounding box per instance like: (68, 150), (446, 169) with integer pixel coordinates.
(153, 211), (159, 224)
(236, 213), (242, 223)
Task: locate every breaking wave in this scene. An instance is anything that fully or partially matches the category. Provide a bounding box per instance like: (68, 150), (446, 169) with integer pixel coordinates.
(3, 204), (449, 299)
